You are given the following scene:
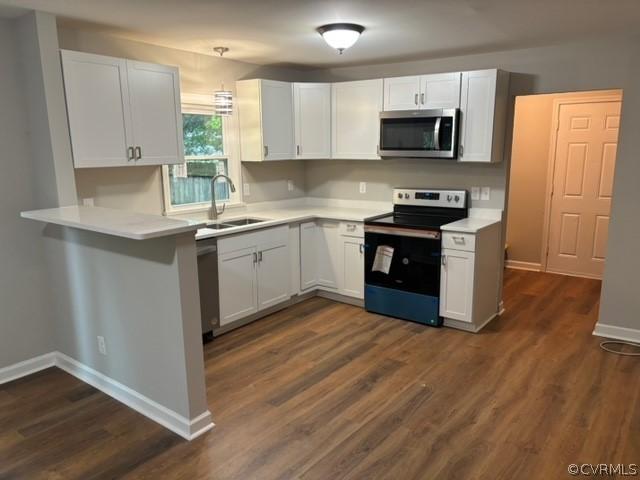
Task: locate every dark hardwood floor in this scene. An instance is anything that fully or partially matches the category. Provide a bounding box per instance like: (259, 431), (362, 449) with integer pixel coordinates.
(2, 270), (639, 479)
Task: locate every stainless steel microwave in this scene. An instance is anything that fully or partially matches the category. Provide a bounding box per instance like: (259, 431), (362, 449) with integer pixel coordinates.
(379, 108), (460, 159)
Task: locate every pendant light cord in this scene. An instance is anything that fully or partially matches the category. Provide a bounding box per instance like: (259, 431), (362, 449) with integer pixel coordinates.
(600, 340), (640, 356)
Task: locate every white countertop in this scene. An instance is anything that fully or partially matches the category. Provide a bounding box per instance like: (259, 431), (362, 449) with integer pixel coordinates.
(21, 206), (206, 240)
(440, 217), (501, 233)
(195, 205), (387, 240)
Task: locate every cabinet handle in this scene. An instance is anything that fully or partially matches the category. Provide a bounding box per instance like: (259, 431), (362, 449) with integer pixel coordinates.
(263, 145), (269, 158)
(420, 93), (425, 105)
(452, 235), (466, 244)
(253, 252), (257, 265)
(414, 93), (419, 105)
(359, 244), (364, 254)
(441, 255), (447, 266)
(127, 147), (135, 161)
(135, 146), (142, 160)
(459, 145), (464, 157)
(258, 251), (263, 263)
(296, 145), (300, 155)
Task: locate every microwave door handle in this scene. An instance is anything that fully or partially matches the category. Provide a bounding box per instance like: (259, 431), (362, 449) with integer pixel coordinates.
(433, 117), (441, 151)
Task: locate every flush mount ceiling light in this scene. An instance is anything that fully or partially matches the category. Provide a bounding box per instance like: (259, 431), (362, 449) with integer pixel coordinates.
(213, 47), (233, 116)
(317, 23), (365, 54)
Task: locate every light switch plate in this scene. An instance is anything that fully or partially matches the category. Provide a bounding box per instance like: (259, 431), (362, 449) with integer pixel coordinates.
(480, 187), (491, 201)
(359, 182), (367, 194)
(243, 183), (251, 196)
(471, 187), (480, 201)
(287, 180), (294, 192)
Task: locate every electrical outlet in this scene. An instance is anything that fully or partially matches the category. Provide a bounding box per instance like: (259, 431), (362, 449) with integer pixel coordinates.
(359, 182), (367, 194)
(82, 197), (95, 207)
(287, 180), (294, 192)
(480, 187), (491, 201)
(243, 183), (251, 196)
(97, 336), (107, 356)
(471, 187), (480, 201)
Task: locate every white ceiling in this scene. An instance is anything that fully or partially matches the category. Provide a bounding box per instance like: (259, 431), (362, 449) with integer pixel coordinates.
(1, 0), (639, 68)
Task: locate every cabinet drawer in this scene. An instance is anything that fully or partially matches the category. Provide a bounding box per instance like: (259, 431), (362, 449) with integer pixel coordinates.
(339, 221), (364, 238)
(442, 232), (476, 252)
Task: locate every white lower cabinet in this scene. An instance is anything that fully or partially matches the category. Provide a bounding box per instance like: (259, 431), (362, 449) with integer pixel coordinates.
(299, 220), (364, 299)
(341, 237), (365, 299)
(217, 226), (290, 326)
(218, 247), (259, 325)
(439, 248), (475, 322)
(439, 225), (502, 332)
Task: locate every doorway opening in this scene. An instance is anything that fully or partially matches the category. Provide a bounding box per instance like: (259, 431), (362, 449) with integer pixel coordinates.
(506, 89), (623, 280)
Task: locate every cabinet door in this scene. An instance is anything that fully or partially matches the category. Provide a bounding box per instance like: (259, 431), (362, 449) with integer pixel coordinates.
(421, 72), (461, 109)
(342, 237), (365, 299)
(439, 248), (475, 322)
(60, 50), (132, 168)
(459, 70), (497, 163)
(332, 79), (383, 160)
(383, 76), (421, 111)
(257, 242), (291, 310)
(127, 60), (184, 165)
(300, 222), (318, 290)
(316, 222), (341, 289)
(218, 247), (258, 325)
(294, 83), (331, 159)
(261, 80), (295, 160)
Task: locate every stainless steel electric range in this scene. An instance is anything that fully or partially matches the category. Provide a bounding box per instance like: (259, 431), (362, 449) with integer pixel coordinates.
(364, 188), (468, 326)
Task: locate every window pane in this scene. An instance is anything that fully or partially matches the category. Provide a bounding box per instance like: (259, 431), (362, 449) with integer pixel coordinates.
(182, 113), (223, 156)
(168, 159), (229, 206)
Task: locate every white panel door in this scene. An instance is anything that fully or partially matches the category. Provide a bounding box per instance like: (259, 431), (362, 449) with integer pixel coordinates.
(440, 249), (475, 323)
(332, 79), (383, 159)
(257, 242), (291, 310)
(547, 101), (621, 279)
(294, 83), (331, 159)
(218, 247), (258, 325)
(383, 76), (421, 111)
(421, 72), (462, 109)
(316, 222), (341, 289)
(300, 222), (318, 290)
(127, 60), (184, 165)
(341, 238), (365, 299)
(261, 80), (295, 160)
(60, 50), (132, 168)
(459, 70), (497, 162)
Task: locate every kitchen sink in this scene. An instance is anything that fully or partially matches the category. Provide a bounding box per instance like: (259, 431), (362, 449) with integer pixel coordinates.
(201, 224), (235, 231)
(223, 217), (269, 226)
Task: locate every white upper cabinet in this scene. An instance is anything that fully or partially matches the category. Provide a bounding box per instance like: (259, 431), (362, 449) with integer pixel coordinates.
(332, 79), (383, 160)
(237, 79), (295, 161)
(383, 72), (461, 111)
(294, 83), (331, 159)
(126, 61), (183, 166)
(458, 69), (510, 163)
(60, 50), (184, 168)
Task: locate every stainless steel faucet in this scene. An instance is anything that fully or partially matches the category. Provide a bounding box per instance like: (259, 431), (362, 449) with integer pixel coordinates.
(210, 174), (236, 220)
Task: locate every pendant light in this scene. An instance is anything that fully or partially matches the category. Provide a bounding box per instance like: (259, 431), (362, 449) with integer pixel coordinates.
(213, 47), (233, 116)
(317, 23), (365, 54)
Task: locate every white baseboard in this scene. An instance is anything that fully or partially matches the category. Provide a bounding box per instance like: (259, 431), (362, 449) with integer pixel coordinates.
(593, 323), (640, 344)
(1, 351), (214, 441)
(0, 352), (56, 385)
(506, 260), (542, 272)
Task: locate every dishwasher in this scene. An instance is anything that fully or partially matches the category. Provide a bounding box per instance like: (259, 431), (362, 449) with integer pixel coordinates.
(196, 237), (219, 343)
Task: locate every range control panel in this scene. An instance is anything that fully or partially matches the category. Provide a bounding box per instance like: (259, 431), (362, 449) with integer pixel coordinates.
(393, 188), (467, 209)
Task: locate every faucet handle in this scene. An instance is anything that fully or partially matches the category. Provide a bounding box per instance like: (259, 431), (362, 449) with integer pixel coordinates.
(217, 202), (226, 216)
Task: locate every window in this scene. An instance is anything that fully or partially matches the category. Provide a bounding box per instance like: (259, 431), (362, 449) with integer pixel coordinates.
(163, 94), (239, 213)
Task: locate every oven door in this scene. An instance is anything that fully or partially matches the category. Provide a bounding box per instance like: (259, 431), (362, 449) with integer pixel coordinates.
(379, 108), (459, 159)
(364, 226), (442, 326)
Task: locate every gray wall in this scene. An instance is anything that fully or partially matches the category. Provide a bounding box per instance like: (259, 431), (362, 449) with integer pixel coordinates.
(0, 17), (54, 368)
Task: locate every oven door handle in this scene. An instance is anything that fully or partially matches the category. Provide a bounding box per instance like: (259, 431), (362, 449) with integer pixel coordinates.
(433, 117), (441, 151)
(364, 225), (441, 240)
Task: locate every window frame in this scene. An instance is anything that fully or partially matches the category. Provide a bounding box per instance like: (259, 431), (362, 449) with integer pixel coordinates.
(162, 94), (242, 215)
